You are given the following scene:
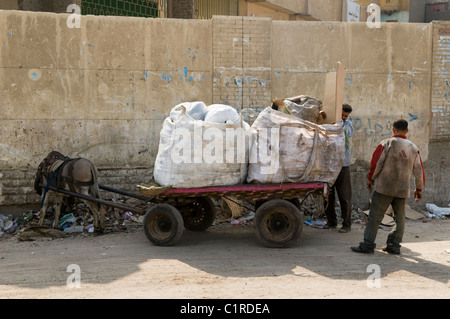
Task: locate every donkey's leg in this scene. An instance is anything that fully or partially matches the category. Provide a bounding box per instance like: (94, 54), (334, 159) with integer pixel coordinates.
(38, 192), (49, 225)
(89, 183), (106, 233)
(80, 187), (100, 232)
(97, 204), (106, 232)
(54, 196), (63, 229)
(86, 200), (100, 232)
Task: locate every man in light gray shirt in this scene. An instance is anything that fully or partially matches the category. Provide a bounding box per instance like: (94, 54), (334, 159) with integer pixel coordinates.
(324, 104), (354, 233)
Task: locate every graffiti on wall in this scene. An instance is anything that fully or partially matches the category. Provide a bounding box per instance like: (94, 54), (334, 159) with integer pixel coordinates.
(352, 112), (419, 143)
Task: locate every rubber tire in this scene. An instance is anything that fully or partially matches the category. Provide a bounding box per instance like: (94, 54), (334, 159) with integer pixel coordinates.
(143, 204), (184, 246)
(181, 197), (216, 232)
(254, 199), (303, 248)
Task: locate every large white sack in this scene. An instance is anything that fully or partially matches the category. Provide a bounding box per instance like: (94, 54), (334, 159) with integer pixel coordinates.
(247, 107), (345, 185)
(154, 109), (250, 188)
(169, 101), (207, 121)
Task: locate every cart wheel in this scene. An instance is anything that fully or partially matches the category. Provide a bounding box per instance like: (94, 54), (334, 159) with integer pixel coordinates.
(143, 204), (184, 246)
(254, 199), (303, 248)
(179, 197), (216, 232)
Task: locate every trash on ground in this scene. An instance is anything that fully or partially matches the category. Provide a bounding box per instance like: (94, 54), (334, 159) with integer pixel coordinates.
(230, 211), (255, 226)
(17, 226), (65, 241)
(63, 225), (85, 234)
(58, 213), (77, 229)
(304, 219), (326, 229)
(425, 204), (450, 219)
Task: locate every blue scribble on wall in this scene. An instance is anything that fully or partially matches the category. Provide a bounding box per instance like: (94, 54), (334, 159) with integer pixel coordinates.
(182, 66), (193, 82)
(162, 71), (173, 83)
(408, 113), (418, 122)
(353, 117), (392, 139)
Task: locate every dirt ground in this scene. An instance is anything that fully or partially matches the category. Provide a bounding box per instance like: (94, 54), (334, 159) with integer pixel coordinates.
(0, 207), (449, 300)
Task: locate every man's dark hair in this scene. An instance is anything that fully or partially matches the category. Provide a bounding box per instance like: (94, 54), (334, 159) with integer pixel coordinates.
(393, 119), (408, 131)
(342, 104), (352, 113)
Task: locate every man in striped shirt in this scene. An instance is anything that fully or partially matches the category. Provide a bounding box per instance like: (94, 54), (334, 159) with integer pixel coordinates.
(351, 119), (425, 254)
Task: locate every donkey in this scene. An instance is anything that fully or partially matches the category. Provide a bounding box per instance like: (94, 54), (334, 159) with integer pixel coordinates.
(34, 151), (106, 233)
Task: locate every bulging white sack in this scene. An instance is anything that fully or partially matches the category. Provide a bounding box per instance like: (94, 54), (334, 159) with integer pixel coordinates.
(246, 107), (345, 185)
(204, 104), (241, 125)
(154, 106), (250, 188)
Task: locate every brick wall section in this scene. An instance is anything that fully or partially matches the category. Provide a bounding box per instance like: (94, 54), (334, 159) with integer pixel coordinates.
(0, 169), (37, 205)
(212, 16), (272, 111)
(431, 21), (450, 140)
(172, 0), (194, 19)
(0, 167), (153, 206)
(242, 17), (272, 110)
(213, 16), (244, 108)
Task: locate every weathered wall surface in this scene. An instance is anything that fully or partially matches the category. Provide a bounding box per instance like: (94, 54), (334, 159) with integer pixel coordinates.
(0, 11), (213, 204)
(426, 20), (450, 207)
(0, 11), (448, 209)
(431, 21), (450, 140)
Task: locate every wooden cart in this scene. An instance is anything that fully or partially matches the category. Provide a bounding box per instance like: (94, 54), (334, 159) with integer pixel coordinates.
(41, 181), (327, 248)
(138, 182), (328, 248)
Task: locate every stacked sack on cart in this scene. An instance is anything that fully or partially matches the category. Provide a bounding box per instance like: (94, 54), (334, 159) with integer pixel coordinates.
(153, 102), (251, 188)
(153, 96), (345, 188)
(246, 96), (345, 185)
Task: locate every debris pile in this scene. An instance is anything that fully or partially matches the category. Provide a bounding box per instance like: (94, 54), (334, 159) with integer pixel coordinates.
(0, 197), (149, 241)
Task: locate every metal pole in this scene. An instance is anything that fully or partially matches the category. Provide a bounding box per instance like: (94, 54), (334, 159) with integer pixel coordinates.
(39, 184), (144, 214)
(98, 184), (151, 201)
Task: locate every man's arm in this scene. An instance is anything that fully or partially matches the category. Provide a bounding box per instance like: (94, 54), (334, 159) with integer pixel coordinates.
(367, 144), (385, 190)
(413, 151), (425, 202)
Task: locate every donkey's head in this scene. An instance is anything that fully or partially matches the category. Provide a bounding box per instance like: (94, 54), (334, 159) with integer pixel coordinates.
(34, 151), (68, 195)
(44, 151), (67, 166)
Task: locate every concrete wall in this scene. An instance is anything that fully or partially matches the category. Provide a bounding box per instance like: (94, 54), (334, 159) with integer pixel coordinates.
(0, 11), (448, 209)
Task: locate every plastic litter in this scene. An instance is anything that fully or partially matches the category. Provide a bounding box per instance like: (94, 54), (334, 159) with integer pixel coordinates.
(230, 212), (255, 226)
(58, 213), (77, 229)
(63, 225), (85, 234)
(124, 212), (133, 220)
(304, 219), (326, 229)
(425, 204), (450, 218)
(3, 220), (12, 230)
(85, 224), (95, 233)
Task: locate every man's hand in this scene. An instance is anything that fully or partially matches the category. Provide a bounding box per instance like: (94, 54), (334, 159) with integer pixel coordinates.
(414, 189), (423, 202)
(366, 179), (374, 191)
